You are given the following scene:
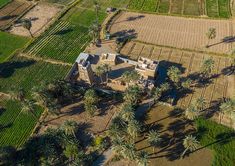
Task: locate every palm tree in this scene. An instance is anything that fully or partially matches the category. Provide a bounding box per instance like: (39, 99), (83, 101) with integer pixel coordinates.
(160, 82), (170, 92)
(61, 120), (78, 137)
(146, 130), (161, 153)
(63, 143), (79, 162)
(181, 135), (199, 159)
(167, 66), (181, 86)
(89, 22), (99, 44)
(102, 64), (111, 83)
(84, 89), (98, 117)
(122, 143), (137, 160)
(122, 71), (140, 86)
(22, 19), (33, 38)
(108, 116), (127, 140)
(127, 120), (141, 142)
(206, 27), (216, 47)
(120, 103), (135, 121)
(124, 85), (142, 105)
(95, 65), (105, 83)
(181, 78), (192, 89)
(201, 58), (215, 79)
(185, 105), (199, 121)
(137, 151), (149, 166)
(151, 87), (162, 103)
(219, 98), (235, 126)
(195, 97), (206, 111)
(21, 99), (37, 120)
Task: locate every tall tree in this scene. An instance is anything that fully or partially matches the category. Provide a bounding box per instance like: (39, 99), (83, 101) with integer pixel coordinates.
(206, 27), (216, 47)
(122, 70), (140, 86)
(219, 98), (235, 126)
(181, 135), (199, 159)
(185, 105), (199, 121)
(120, 103), (135, 121)
(127, 120), (141, 142)
(124, 85), (142, 105)
(137, 151), (149, 166)
(22, 19), (33, 38)
(84, 89), (98, 117)
(167, 66), (181, 86)
(61, 120), (78, 137)
(201, 58), (215, 79)
(63, 143), (79, 162)
(195, 97), (206, 111)
(95, 65), (105, 83)
(146, 130), (161, 153)
(21, 99), (37, 120)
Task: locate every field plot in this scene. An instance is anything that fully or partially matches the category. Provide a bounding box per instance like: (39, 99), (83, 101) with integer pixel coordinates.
(43, 0), (75, 5)
(79, 0), (130, 9)
(0, 0), (11, 8)
(0, 31), (29, 62)
(0, 56), (70, 94)
(110, 12), (233, 54)
(0, 99), (43, 147)
(120, 41), (235, 109)
(9, 3), (62, 37)
(25, 7), (107, 63)
(0, 0), (32, 29)
(127, 0), (230, 18)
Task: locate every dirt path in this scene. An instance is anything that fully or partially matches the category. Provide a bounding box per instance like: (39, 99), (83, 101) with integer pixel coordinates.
(19, 53), (72, 66)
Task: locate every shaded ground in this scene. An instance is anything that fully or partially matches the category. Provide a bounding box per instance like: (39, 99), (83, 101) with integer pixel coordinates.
(9, 3), (61, 37)
(39, 98), (119, 135)
(107, 105), (212, 166)
(110, 12), (234, 54)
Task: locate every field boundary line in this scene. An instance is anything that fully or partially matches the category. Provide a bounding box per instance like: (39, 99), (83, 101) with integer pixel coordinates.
(19, 53), (72, 66)
(134, 40), (231, 57)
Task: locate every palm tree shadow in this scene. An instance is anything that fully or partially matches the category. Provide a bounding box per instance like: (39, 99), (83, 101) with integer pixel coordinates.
(0, 60), (35, 78)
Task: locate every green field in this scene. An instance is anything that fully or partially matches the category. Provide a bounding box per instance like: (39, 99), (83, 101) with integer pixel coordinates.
(79, 0), (130, 9)
(196, 118), (235, 166)
(0, 56), (70, 147)
(25, 7), (107, 63)
(127, 0), (231, 18)
(0, 0), (11, 8)
(0, 56), (70, 94)
(0, 100), (43, 147)
(0, 32), (29, 62)
(44, 0), (75, 5)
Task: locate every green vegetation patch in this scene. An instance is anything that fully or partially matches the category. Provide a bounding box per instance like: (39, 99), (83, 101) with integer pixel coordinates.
(0, 56), (70, 93)
(141, 0), (159, 12)
(0, 32), (29, 62)
(196, 118), (235, 166)
(0, 99), (43, 147)
(79, 0), (130, 9)
(157, 0), (170, 13)
(43, 0), (75, 5)
(0, 0), (11, 8)
(218, 0), (230, 18)
(128, 0), (145, 10)
(183, 0), (200, 16)
(206, 0), (219, 17)
(171, 0), (183, 14)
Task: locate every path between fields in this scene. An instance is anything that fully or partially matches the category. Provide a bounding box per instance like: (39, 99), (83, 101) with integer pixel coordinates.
(19, 53), (72, 66)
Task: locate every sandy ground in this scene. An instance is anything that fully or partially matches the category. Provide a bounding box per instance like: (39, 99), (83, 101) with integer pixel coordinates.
(38, 98), (119, 135)
(120, 41), (235, 110)
(9, 3), (61, 37)
(110, 12), (234, 54)
(107, 105), (213, 166)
